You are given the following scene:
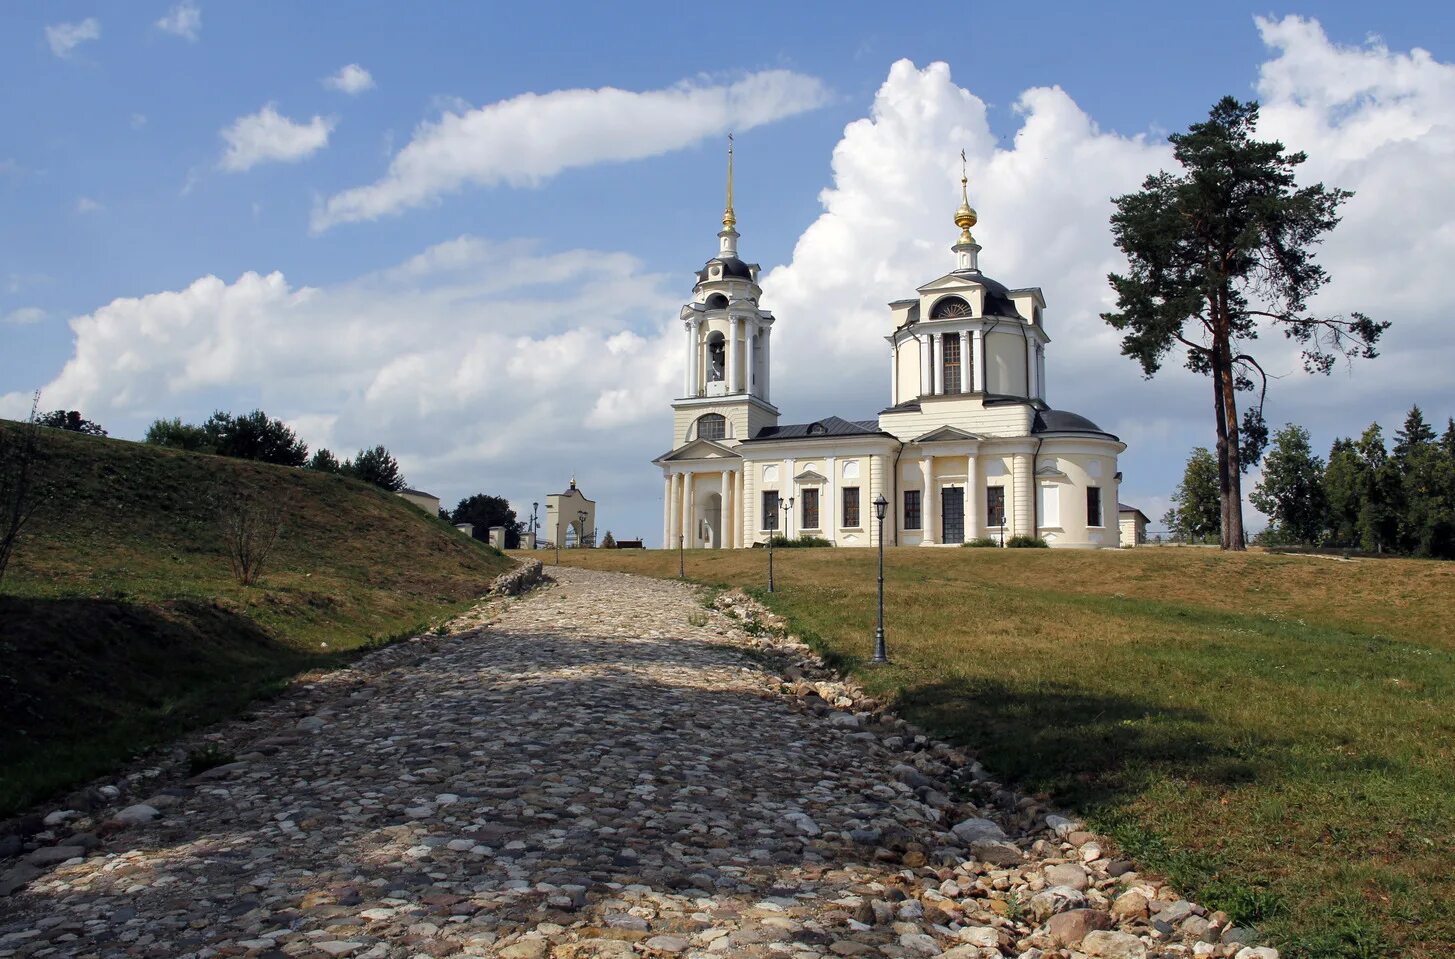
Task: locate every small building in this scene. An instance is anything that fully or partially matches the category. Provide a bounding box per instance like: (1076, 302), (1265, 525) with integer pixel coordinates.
(398, 487), (441, 517)
(1118, 503), (1150, 547)
(545, 478), (596, 548)
(453, 522), (474, 537)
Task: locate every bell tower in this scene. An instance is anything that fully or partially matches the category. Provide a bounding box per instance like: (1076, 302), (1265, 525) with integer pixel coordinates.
(670, 136), (780, 448)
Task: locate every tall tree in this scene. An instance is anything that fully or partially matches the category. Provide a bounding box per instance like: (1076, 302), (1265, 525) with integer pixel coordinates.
(39, 410), (107, 436)
(307, 448), (342, 474)
(1250, 423), (1327, 544)
(1353, 425), (1399, 553)
(144, 417), (213, 452)
(1164, 447), (1221, 543)
(345, 445), (405, 492)
(1323, 437), (1362, 547)
(1392, 406), (1454, 557)
(1103, 97), (1386, 550)
(204, 410), (308, 466)
(450, 494), (523, 548)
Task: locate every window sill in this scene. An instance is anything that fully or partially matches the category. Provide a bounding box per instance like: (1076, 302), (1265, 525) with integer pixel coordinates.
(840, 526), (864, 532)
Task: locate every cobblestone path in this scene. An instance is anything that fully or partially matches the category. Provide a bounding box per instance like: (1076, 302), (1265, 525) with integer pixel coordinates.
(0, 568), (1269, 959)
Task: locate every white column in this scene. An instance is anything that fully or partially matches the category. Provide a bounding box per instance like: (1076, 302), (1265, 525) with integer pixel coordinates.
(959, 330), (971, 393)
(931, 334), (942, 395)
(825, 456), (837, 543)
(1012, 453), (1032, 537)
(966, 454), (980, 541)
(783, 458), (795, 538)
(727, 469), (737, 548)
(726, 317), (738, 395)
(973, 329), (985, 393)
(761, 326), (772, 402)
(926, 454), (939, 543)
(889, 344), (899, 405)
(921, 455), (935, 543)
(919, 335), (931, 398)
(662, 474), (672, 548)
(680, 472), (692, 547)
(683, 324), (694, 397)
(721, 471), (733, 550)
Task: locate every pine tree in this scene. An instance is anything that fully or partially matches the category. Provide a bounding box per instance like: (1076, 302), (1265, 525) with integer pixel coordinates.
(1393, 406), (1455, 557)
(1250, 424), (1327, 544)
(1353, 425), (1398, 553)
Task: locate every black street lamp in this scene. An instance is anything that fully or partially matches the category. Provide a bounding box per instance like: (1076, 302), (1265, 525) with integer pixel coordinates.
(768, 495), (793, 593)
(577, 510), (587, 549)
(531, 501), (539, 549)
(679, 533), (685, 578)
(872, 493), (889, 664)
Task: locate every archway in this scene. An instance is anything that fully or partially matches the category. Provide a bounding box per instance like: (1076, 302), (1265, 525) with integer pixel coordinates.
(702, 492), (722, 549)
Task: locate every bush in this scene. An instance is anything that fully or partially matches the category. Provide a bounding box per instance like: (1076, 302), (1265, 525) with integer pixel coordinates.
(145, 417), (214, 452)
(768, 534), (833, 548)
(1006, 535), (1050, 548)
(962, 537), (999, 548)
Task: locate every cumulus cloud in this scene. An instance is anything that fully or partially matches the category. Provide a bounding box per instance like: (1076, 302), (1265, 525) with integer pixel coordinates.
(155, 1), (201, 41)
(312, 69), (830, 231)
(45, 18), (100, 58)
(219, 104), (335, 172)
(324, 63), (374, 95)
(0, 239), (683, 522)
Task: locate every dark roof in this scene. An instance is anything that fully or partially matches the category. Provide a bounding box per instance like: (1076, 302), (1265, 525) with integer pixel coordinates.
(1032, 409), (1119, 440)
(399, 487), (437, 498)
(695, 255), (756, 282)
(912, 273), (1024, 323)
(1118, 502), (1150, 519)
(745, 415), (885, 442)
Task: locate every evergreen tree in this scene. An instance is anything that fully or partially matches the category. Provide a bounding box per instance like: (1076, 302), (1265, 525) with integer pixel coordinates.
(307, 448), (342, 474)
(203, 410), (309, 466)
(39, 410), (107, 436)
(1323, 438), (1362, 547)
(344, 445), (406, 492)
(1164, 447), (1221, 543)
(1103, 97), (1385, 550)
(1250, 424), (1327, 544)
(1353, 425), (1399, 553)
(601, 530), (617, 549)
(1392, 406), (1455, 557)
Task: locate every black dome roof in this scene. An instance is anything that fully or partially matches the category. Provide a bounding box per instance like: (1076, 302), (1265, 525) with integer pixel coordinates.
(696, 256), (754, 281)
(1033, 409), (1117, 439)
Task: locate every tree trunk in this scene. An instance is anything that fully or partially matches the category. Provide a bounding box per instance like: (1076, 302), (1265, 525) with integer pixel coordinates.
(1210, 345), (1232, 548)
(1217, 336), (1247, 550)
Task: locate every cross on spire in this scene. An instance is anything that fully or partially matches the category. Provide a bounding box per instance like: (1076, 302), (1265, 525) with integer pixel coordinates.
(723, 133), (736, 231)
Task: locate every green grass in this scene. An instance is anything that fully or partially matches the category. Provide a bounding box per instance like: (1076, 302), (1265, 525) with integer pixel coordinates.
(0, 422), (512, 817)
(545, 546), (1455, 958)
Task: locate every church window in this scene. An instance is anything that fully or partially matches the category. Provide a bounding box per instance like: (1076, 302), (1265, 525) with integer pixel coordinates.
(903, 489), (922, 530)
(696, 413), (726, 441)
(706, 332), (725, 382)
(801, 488), (819, 529)
(942, 335), (961, 393)
(987, 487), (1007, 527)
(930, 296), (972, 319)
(762, 490), (780, 530)
(1087, 487), (1104, 527)
(842, 487), (860, 527)
(1038, 484), (1060, 528)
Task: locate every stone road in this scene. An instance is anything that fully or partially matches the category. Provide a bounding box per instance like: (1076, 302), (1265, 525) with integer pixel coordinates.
(0, 568), (1275, 959)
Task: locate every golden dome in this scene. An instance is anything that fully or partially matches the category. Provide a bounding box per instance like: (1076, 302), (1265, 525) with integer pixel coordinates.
(954, 174), (977, 244)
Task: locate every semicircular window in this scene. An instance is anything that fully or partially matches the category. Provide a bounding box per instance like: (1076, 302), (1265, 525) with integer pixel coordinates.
(807, 422), (827, 435)
(704, 293), (729, 310)
(930, 296), (973, 319)
(696, 413), (726, 441)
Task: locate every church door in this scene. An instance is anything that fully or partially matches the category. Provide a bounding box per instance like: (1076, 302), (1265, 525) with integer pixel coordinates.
(941, 486), (964, 544)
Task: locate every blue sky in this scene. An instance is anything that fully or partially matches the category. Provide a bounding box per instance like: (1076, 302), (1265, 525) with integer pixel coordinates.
(4, 2), (1454, 543)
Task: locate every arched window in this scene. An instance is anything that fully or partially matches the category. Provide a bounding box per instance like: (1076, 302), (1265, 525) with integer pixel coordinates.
(930, 295), (972, 319)
(706, 331), (725, 381)
(696, 413), (726, 441)
(704, 293), (728, 310)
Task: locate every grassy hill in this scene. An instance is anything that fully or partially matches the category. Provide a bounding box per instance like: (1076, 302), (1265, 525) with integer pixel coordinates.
(550, 546), (1455, 959)
(0, 421), (512, 817)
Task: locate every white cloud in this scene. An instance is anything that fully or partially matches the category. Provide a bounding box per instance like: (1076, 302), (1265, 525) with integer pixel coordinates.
(324, 63), (374, 95)
(312, 69), (830, 231)
(2, 307), (46, 326)
(75, 196), (103, 214)
(219, 104), (335, 172)
(156, 1), (201, 41)
(45, 18), (100, 58)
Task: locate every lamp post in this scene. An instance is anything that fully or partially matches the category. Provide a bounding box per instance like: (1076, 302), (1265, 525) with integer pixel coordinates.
(768, 495), (793, 593)
(531, 502), (539, 549)
(872, 494), (889, 664)
(679, 534), (685, 578)
(577, 510), (587, 550)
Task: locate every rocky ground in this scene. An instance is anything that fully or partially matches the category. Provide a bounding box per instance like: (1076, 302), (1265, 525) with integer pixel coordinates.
(0, 568), (1278, 959)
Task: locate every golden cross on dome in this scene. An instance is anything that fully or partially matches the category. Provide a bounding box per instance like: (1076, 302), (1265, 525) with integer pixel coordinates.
(723, 133), (736, 231)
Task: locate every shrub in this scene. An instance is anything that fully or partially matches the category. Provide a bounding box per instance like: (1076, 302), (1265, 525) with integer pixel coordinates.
(145, 417), (214, 452)
(1006, 535), (1050, 548)
(768, 534), (833, 548)
(962, 537), (999, 548)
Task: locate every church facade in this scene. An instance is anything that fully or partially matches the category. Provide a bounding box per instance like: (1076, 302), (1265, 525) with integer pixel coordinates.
(653, 150), (1125, 549)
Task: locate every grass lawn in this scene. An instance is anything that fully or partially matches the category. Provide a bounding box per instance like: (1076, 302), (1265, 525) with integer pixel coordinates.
(0, 423), (512, 818)
(541, 545), (1454, 959)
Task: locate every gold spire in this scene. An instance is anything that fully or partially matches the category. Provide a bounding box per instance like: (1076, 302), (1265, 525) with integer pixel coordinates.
(723, 133), (736, 231)
(954, 148), (978, 244)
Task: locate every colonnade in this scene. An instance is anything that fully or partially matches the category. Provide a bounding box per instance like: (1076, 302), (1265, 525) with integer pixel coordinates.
(682, 316), (770, 399)
(662, 469), (740, 549)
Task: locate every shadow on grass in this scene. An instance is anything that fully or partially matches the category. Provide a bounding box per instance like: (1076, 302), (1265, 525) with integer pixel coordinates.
(0, 595), (409, 819)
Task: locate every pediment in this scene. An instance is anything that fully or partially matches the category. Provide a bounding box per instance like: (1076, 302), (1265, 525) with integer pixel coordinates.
(1035, 465), (1070, 481)
(793, 468), (829, 484)
(913, 425), (983, 444)
(916, 273), (984, 295)
(653, 438), (742, 464)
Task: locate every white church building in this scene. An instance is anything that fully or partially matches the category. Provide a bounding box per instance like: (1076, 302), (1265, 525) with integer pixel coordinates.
(653, 149), (1125, 549)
